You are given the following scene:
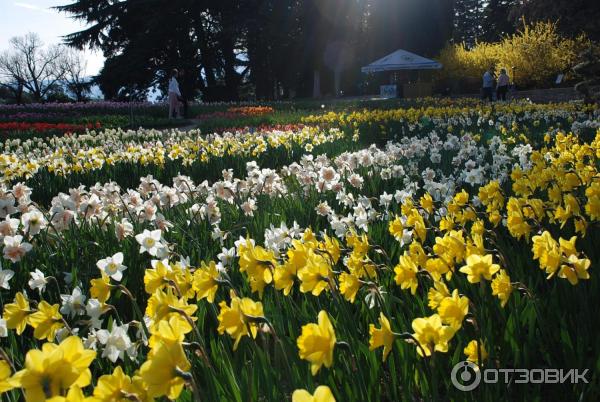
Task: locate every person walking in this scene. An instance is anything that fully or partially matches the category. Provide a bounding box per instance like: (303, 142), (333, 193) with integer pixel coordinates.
(482, 66), (495, 102)
(168, 69), (182, 119)
(496, 68), (510, 101)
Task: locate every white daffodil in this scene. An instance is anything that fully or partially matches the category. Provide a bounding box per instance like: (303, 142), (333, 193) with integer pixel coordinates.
(96, 324), (133, 363)
(234, 236), (255, 251)
(0, 217), (19, 242)
(0, 264), (14, 289)
(86, 298), (105, 329)
(21, 209), (47, 236)
(3, 235), (32, 263)
(241, 198), (257, 217)
(379, 192), (393, 209)
(115, 218), (134, 241)
(84, 328), (100, 350)
(0, 198), (18, 219)
(134, 229), (162, 256)
(96, 252), (127, 281)
(60, 286), (87, 317)
(217, 247), (236, 268)
(28, 269), (48, 293)
(0, 317), (7, 337)
(315, 201), (332, 217)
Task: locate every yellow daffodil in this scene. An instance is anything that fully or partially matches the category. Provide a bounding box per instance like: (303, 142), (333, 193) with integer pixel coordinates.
(425, 257), (451, 282)
(464, 340), (488, 364)
(10, 336), (95, 401)
(411, 314), (456, 357)
(298, 252), (331, 296)
(406, 209), (427, 242)
(28, 301), (64, 341)
(506, 198), (532, 240)
(346, 232), (370, 258)
(3, 291), (32, 335)
(139, 339), (191, 400)
(437, 289), (469, 329)
(145, 289), (197, 333)
(427, 281), (450, 310)
(479, 181), (504, 212)
(143, 259), (173, 294)
(320, 235), (341, 264)
(345, 253), (377, 279)
(420, 193), (434, 214)
(532, 231), (561, 277)
(292, 385), (336, 402)
(339, 272), (361, 303)
(558, 255), (591, 285)
(0, 360), (13, 394)
(409, 241), (428, 268)
(148, 316), (188, 350)
(297, 311), (336, 375)
(274, 262), (297, 296)
(369, 313), (396, 362)
(459, 254), (500, 283)
(238, 241), (276, 297)
(45, 385), (87, 402)
(274, 241), (310, 295)
(193, 260), (220, 302)
(433, 230), (466, 266)
(90, 274), (112, 304)
(491, 269), (513, 307)
(388, 216), (404, 241)
(171, 265), (196, 300)
(394, 254), (419, 294)
(92, 366), (149, 402)
(217, 291), (265, 350)
(585, 181), (600, 220)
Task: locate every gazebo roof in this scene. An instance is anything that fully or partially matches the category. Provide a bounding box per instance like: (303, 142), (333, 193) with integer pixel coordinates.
(361, 49), (442, 73)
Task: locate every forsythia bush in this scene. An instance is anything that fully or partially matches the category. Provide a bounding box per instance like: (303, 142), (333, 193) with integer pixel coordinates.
(438, 21), (590, 88)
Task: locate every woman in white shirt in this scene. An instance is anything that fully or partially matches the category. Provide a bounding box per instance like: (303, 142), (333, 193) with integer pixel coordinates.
(168, 69), (182, 118)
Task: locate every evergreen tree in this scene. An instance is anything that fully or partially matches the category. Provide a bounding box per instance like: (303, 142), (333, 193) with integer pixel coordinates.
(514, 0), (600, 41)
(453, 0), (486, 47)
(482, 0), (517, 42)
(54, 0), (458, 100)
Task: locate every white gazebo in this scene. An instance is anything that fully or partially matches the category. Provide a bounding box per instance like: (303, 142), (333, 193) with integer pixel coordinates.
(361, 49), (442, 97)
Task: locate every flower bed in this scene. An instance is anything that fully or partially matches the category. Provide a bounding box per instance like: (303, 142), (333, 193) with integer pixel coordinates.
(0, 99), (598, 401)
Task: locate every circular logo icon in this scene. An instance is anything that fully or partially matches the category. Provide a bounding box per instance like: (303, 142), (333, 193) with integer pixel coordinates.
(451, 361), (481, 391)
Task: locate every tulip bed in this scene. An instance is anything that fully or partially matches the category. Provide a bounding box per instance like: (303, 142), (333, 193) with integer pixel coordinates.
(0, 99), (599, 402)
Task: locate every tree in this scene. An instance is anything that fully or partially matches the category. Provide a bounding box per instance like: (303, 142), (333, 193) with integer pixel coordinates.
(63, 48), (92, 101)
(57, 0), (458, 100)
(513, 0), (600, 41)
(0, 33), (67, 102)
(453, 0), (486, 47)
(481, 0), (517, 42)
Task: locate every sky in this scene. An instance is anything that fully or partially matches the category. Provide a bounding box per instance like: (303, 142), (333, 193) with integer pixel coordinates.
(0, 0), (105, 76)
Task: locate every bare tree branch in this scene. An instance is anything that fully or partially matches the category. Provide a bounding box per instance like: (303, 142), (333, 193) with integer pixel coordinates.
(0, 33), (68, 102)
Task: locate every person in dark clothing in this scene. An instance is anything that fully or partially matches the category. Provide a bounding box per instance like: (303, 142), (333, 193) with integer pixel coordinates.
(496, 68), (510, 101)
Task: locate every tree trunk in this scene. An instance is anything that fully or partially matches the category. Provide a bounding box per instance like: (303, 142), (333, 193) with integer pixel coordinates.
(195, 17), (217, 88)
(16, 82), (23, 105)
(313, 69), (321, 98)
(334, 69), (342, 97)
(221, 34), (239, 101)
